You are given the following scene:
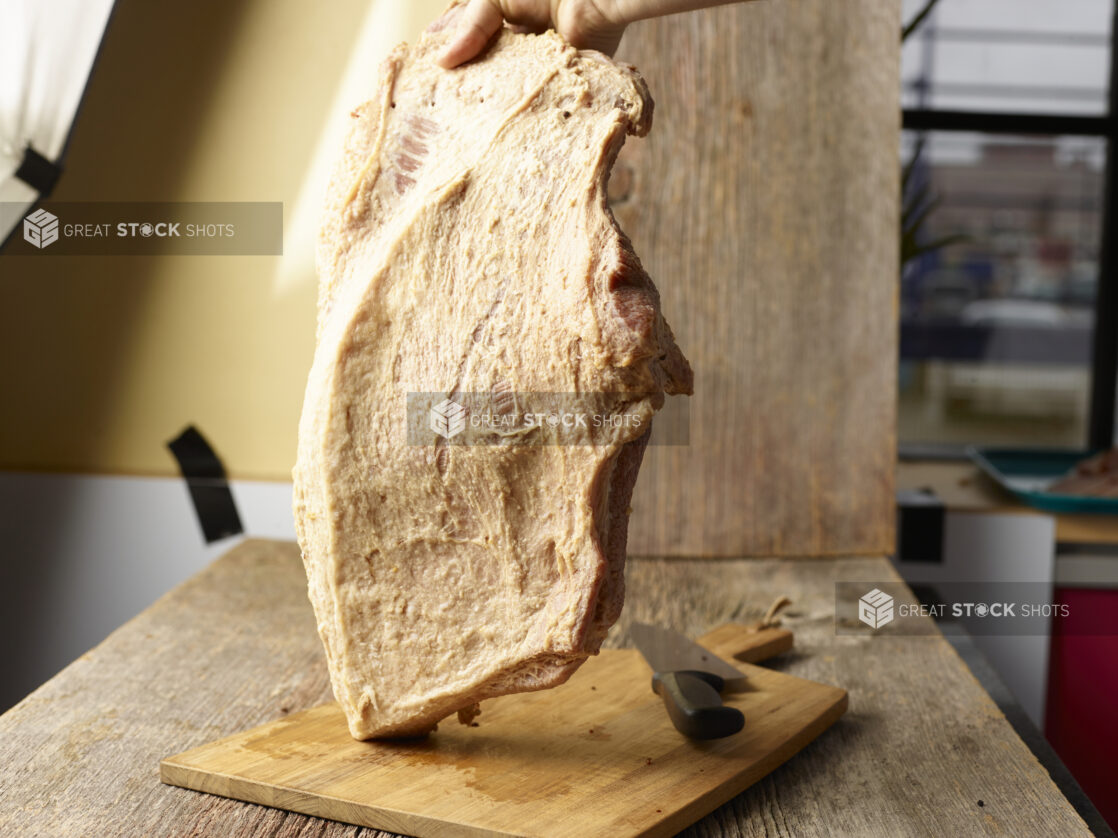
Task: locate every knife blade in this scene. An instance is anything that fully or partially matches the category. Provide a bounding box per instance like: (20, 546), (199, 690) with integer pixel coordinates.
(631, 622), (746, 740)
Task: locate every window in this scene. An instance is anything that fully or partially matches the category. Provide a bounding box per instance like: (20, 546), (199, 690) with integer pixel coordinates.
(900, 0), (1117, 450)
(902, 0), (1113, 115)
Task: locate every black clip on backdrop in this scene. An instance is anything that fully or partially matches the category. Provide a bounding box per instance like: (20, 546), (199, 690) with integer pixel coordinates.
(167, 425), (244, 543)
(15, 145), (62, 197)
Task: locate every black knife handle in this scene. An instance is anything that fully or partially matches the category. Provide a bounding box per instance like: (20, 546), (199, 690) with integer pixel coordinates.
(651, 670), (745, 740)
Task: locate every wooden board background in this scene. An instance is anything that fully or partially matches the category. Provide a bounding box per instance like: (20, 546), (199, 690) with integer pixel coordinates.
(161, 625), (843, 838)
(612, 0), (900, 557)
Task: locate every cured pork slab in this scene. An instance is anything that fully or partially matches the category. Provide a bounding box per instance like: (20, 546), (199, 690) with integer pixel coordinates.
(294, 2), (691, 738)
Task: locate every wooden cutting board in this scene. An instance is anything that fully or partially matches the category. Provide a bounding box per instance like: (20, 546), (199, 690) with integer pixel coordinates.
(161, 624), (846, 838)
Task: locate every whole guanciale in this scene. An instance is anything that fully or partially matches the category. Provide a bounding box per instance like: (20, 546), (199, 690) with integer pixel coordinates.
(293, 0), (691, 740)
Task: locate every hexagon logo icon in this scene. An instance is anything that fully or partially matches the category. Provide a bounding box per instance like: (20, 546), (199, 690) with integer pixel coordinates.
(429, 398), (466, 440)
(23, 208), (59, 249)
(858, 588), (894, 629)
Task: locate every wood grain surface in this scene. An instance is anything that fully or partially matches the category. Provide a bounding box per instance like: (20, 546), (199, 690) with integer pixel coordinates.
(0, 540), (1090, 837)
(611, 0), (900, 557)
(160, 624), (843, 838)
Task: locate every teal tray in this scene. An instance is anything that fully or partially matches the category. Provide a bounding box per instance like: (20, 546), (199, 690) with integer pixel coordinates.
(967, 446), (1118, 514)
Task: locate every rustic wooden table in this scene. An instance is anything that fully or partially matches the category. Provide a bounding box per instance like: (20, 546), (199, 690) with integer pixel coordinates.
(0, 539), (1094, 837)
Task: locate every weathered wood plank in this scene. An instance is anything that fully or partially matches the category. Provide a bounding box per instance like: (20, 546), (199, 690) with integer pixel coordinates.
(0, 540), (1089, 837)
(612, 0), (900, 557)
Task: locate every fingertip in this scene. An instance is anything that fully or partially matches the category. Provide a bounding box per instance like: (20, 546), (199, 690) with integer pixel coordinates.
(437, 41), (467, 69)
(438, 30), (482, 69)
(437, 0), (503, 69)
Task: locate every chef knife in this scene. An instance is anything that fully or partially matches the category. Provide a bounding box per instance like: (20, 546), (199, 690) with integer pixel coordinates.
(631, 622), (746, 740)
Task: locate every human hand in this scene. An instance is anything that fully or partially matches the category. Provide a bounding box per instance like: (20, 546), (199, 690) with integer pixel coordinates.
(438, 0), (628, 68)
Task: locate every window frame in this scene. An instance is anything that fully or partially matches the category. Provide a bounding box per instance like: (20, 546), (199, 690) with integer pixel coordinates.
(900, 4), (1118, 451)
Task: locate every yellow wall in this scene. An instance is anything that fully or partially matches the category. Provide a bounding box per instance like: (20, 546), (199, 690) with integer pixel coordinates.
(0, 0), (446, 479)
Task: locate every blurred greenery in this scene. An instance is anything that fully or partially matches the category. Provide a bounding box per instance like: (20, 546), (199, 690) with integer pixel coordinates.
(900, 0), (967, 270)
(901, 137), (968, 268)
